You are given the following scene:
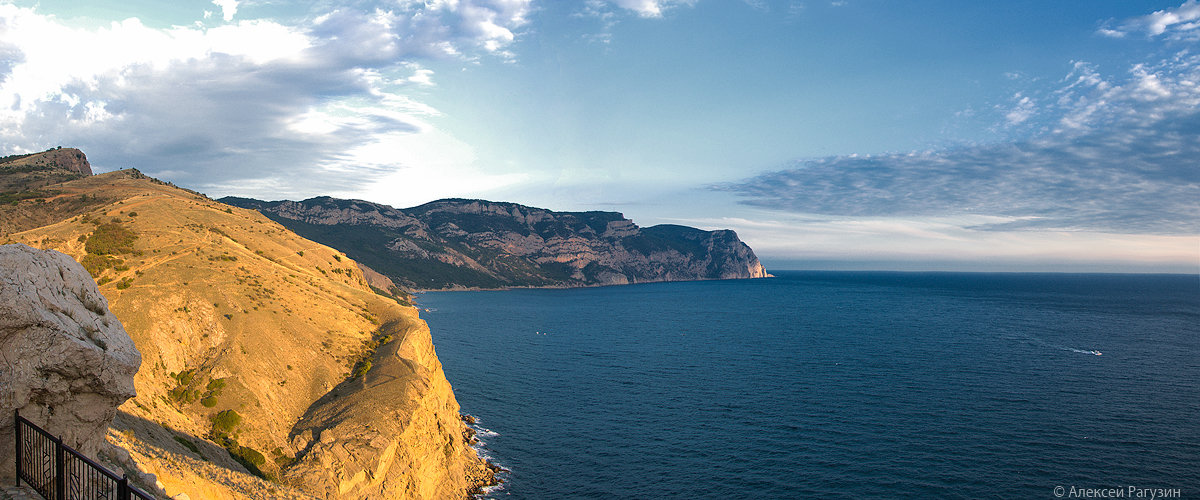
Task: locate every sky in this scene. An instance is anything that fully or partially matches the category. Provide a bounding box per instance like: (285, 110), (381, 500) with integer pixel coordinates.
(0, 0), (1197, 273)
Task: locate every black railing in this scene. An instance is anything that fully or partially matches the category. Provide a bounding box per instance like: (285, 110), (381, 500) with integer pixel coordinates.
(14, 411), (155, 500)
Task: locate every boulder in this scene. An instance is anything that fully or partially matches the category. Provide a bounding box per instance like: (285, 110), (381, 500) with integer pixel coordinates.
(0, 244), (140, 480)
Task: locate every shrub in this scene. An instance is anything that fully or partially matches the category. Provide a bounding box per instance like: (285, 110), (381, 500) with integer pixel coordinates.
(229, 446), (270, 480)
(173, 436), (200, 454)
(201, 396), (218, 407)
(238, 446), (266, 466)
(211, 410), (242, 436)
(352, 360), (372, 378)
(81, 254), (122, 277)
(85, 223), (137, 255)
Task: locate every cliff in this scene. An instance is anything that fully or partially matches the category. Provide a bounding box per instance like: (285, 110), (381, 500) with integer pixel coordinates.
(2, 165), (492, 498)
(222, 196), (769, 290)
(0, 244), (140, 481)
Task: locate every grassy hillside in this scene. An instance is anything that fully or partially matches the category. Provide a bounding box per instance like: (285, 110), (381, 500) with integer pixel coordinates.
(4, 165), (490, 498)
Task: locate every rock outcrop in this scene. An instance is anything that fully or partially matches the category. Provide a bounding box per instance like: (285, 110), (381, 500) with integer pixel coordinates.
(286, 321), (488, 498)
(3, 168), (493, 499)
(0, 147), (92, 176)
(0, 244), (141, 480)
(222, 196), (770, 290)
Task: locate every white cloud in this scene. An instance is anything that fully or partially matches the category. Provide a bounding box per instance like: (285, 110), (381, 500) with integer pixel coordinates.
(674, 214), (1197, 270)
(716, 51), (1200, 235)
(583, 0), (696, 19)
(1003, 93), (1036, 126)
(742, 0), (769, 13)
(1101, 0), (1200, 40)
(0, 2), (531, 200)
(406, 67), (436, 86)
(212, 0), (238, 22)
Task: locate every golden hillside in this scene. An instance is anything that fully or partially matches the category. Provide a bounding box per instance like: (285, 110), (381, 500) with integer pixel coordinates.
(3, 167), (492, 499)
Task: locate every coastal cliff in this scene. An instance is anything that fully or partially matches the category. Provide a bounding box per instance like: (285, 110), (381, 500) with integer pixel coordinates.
(1, 150), (492, 499)
(222, 196), (769, 290)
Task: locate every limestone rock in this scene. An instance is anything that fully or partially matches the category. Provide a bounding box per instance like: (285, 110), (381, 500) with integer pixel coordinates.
(285, 323), (493, 499)
(0, 244), (140, 480)
(223, 196), (770, 290)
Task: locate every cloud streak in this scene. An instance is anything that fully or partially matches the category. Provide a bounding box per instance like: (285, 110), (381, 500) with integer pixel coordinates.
(1100, 0), (1200, 40)
(715, 51), (1200, 235)
(0, 1), (531, 198)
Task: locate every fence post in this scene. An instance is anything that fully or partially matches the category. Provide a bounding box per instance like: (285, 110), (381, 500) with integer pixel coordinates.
(55, 435), (65, 500)
(118, 475), (130, 500)
(12, 409), (18, 487)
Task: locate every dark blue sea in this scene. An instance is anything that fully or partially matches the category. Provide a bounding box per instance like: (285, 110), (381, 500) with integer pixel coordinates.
(419, 272), (1200, 499)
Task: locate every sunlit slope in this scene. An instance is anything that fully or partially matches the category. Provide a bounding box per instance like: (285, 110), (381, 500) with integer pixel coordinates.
(4, 169), (489, 498)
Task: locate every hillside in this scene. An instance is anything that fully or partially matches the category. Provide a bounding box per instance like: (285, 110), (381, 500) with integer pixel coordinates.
(222, 196), (769, 290)
(1, 151), (493, 498)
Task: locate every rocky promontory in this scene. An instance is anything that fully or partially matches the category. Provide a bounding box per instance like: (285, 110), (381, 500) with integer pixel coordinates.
(222, 196), (769, 290)
(0, 244), (141, 480)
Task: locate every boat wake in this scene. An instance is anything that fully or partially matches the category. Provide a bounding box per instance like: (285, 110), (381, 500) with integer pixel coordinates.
(1009, 331), (1102, 356)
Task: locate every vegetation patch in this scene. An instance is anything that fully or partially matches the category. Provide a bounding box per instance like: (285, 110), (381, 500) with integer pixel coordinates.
(370, 285), (412, 307)
(347, 333), (394, 380)
(173, 436), (201, 454)
(271, 447), (296, 468)
(85, 222), (137, 255)
(206, 410), (272, 480)
(79, 221), (139, 278)
(210, 409), (242, 438)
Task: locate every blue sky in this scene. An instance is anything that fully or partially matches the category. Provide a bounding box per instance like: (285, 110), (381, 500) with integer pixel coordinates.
(1, 0), (1197, 272)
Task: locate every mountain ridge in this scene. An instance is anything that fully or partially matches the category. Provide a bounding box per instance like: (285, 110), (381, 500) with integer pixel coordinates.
(222, 195), (770, 291)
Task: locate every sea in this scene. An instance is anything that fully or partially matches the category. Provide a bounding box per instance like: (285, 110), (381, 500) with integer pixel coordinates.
(419, 271), (1200, 499)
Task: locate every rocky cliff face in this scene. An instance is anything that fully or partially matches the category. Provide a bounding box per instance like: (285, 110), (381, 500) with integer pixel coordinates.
(223, 196), (769, 290)
(4, 169), (492, 499)
(286, 320), (489, 498)
(0, 244), (141, 480)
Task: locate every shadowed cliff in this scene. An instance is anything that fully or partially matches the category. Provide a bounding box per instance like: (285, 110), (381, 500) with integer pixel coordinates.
(223, 196), (769, 290)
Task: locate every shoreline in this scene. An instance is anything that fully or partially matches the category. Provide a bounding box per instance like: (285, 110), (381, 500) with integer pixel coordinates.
(409, 273), (775, 294)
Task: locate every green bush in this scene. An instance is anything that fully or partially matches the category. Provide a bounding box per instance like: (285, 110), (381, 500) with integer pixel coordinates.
(173, 369), (195, 386)
(81, 254), (123, 277)
(229, 447), (271, 480)
(211, 410), (242, 436)
(201, 395), (218, 407)
(238, 446), (266, 466)
(173, 436), (200, 454)
(84, 223), (137, 255)
(352, 360), (372, 378)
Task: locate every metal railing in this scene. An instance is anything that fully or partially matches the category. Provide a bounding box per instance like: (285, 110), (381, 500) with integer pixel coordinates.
(14, 411), (155, 500)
